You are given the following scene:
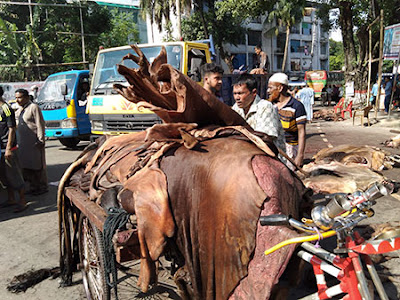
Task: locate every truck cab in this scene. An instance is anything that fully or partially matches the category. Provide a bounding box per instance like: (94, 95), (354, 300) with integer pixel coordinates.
(38, 70), (91, 147)
(87, 41), (211, 136)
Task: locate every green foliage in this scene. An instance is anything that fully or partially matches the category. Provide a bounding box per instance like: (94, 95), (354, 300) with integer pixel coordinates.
(329, 39), (344, 71)
(216, 0), (273, 20)
(267, 0), (304, 33)
(181, 11), (244, 46)
(98, 8), (140, 48)
(0, 1), (140, 82)
(382, 60), (393, 74)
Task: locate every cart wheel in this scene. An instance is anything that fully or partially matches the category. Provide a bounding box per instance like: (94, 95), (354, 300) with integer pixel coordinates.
(78, 214), (110, 300)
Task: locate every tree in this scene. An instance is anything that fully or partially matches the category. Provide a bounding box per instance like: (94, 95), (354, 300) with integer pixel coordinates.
(217, 0), (305, 72)
(98, 8), (140, 48)
(0, 1), (142, 82)
(181, 9), (245, 71)
(329, 39), (344, 71)
(267, 0), (304, 71)
(318, 0), (400, 99)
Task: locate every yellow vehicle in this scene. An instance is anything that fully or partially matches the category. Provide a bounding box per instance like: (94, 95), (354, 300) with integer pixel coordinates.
(87, 41), (212, 136)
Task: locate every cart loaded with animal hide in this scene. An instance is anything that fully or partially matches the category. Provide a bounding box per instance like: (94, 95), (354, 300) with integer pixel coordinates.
(58, 45), (309, 300)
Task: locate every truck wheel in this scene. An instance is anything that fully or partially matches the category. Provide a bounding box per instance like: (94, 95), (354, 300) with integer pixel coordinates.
(78, 214), (110, 300)
(59, 138), (80, 148)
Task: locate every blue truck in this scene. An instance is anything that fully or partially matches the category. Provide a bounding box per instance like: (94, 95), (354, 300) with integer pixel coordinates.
(37, 70), (91, 148)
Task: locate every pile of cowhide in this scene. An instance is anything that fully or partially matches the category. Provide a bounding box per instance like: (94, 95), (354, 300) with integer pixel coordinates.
(299, 145), (393, 194)
(313, 108), (343, 121)
(59, 45), (308, 300)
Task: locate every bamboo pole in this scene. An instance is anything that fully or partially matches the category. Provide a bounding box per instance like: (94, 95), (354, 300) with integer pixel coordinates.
(367, 27), (372, 106)
(366, 16), (379, 106)
(374, 9), (384, 120)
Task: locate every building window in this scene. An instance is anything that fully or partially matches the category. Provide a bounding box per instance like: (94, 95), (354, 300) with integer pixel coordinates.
(248, 30), (262, 46)
(320, 59), (328, 70)
(302, 22), (312, 35)
(276, 55), (284, 69)
(321, 42), (327, 55)
(276, 33), (286, 53)
(290, 40), (301, 53)
(291, 59), (301, 71)
(291, 24), (300, 34)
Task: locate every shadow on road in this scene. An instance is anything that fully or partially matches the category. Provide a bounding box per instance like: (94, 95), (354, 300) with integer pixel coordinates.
(0, 162), (72, 222)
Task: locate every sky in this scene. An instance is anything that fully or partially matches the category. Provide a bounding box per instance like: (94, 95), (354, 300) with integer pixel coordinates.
(330, 28), (343, 41)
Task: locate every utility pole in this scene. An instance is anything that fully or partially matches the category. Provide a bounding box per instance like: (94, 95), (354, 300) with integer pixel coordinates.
(79, 3), (86, 63)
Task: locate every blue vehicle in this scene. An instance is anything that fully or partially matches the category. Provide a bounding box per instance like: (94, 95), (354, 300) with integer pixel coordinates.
(37, 70), (91, 148)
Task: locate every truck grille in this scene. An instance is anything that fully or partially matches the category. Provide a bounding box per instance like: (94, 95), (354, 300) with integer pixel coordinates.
(46, 121), (61, 128)
(104, 119), (162, 132)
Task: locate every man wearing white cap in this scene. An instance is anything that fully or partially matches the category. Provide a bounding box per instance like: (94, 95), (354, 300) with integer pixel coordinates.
(268, 73), (307, 169)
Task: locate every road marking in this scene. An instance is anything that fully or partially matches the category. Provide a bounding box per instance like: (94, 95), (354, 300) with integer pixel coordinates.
(316, 123), (333, 148)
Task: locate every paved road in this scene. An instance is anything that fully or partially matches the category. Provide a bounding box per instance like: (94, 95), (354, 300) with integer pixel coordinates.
(1, 116), (400, 299)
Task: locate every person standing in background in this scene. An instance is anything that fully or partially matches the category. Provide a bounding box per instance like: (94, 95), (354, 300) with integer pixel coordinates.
(15, 89), (48, 196)
(200, 63), (224, 99)
(268, 73), (307, 169)
(296, 84), (314, 123)
(383, 77), (393, 114)
(0, 86), (26, 212)
(251, 44), (270, 74)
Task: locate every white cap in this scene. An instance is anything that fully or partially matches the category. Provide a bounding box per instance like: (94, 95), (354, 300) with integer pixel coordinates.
(269, 73), (289, 86)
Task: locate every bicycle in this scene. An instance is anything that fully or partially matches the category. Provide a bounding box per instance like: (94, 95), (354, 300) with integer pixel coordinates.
(260, 181), (400, 300)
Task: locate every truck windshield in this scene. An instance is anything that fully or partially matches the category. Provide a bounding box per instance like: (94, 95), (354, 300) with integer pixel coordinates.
(92, 45), (182, 92)
(37, 73), (77, 109)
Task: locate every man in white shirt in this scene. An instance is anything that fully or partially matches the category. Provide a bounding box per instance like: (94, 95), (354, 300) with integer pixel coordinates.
(231, 74), (286, 154)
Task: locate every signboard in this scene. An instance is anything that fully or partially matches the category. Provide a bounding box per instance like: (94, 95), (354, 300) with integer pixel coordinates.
(305, 70), (327, 97)
(383, 23), (400, 60)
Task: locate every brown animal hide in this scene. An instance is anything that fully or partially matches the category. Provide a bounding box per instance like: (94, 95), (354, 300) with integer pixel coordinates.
(383, 134), (400, 148)
(312, 145), (391, 171)
(313, 108), (342, 121)
(60, 46), (304, 298)
(230, 155), (303, 300)
(301, 161), (385, 194)
(113, 45), (251, 128)
(160, 139), (304, 300)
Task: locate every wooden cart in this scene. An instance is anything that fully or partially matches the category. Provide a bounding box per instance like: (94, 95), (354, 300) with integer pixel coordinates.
(60, 187), (141, 300)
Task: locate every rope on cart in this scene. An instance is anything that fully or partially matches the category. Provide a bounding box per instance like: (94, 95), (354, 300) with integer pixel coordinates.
(103, 207), (131, 300)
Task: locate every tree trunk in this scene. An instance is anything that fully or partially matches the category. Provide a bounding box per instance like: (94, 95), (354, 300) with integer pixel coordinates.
(199, 7), (209, 38)
(338, 1), (357, 86)
(282, 25), (290, 71)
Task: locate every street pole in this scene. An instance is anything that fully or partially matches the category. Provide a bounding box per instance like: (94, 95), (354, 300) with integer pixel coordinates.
(79, 4), (86, 63)
(28, 0), (33, 26)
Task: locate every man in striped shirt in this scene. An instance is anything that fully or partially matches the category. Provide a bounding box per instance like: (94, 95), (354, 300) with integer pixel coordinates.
(268, 73), (307, 169)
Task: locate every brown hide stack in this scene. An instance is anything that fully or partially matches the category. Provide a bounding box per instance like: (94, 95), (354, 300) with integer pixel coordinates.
(160, 139), (303, 299)
(300, 145), (391, 194)
(68, 45), (304, 298)
(312, 144), (390, 171)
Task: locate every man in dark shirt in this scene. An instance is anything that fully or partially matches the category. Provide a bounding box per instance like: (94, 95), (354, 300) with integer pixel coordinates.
(0, 86), (26, 212)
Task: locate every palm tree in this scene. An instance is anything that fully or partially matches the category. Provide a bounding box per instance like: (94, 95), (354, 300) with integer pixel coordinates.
(140, 0), (192, 40)
(267, 0), (304, 71)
